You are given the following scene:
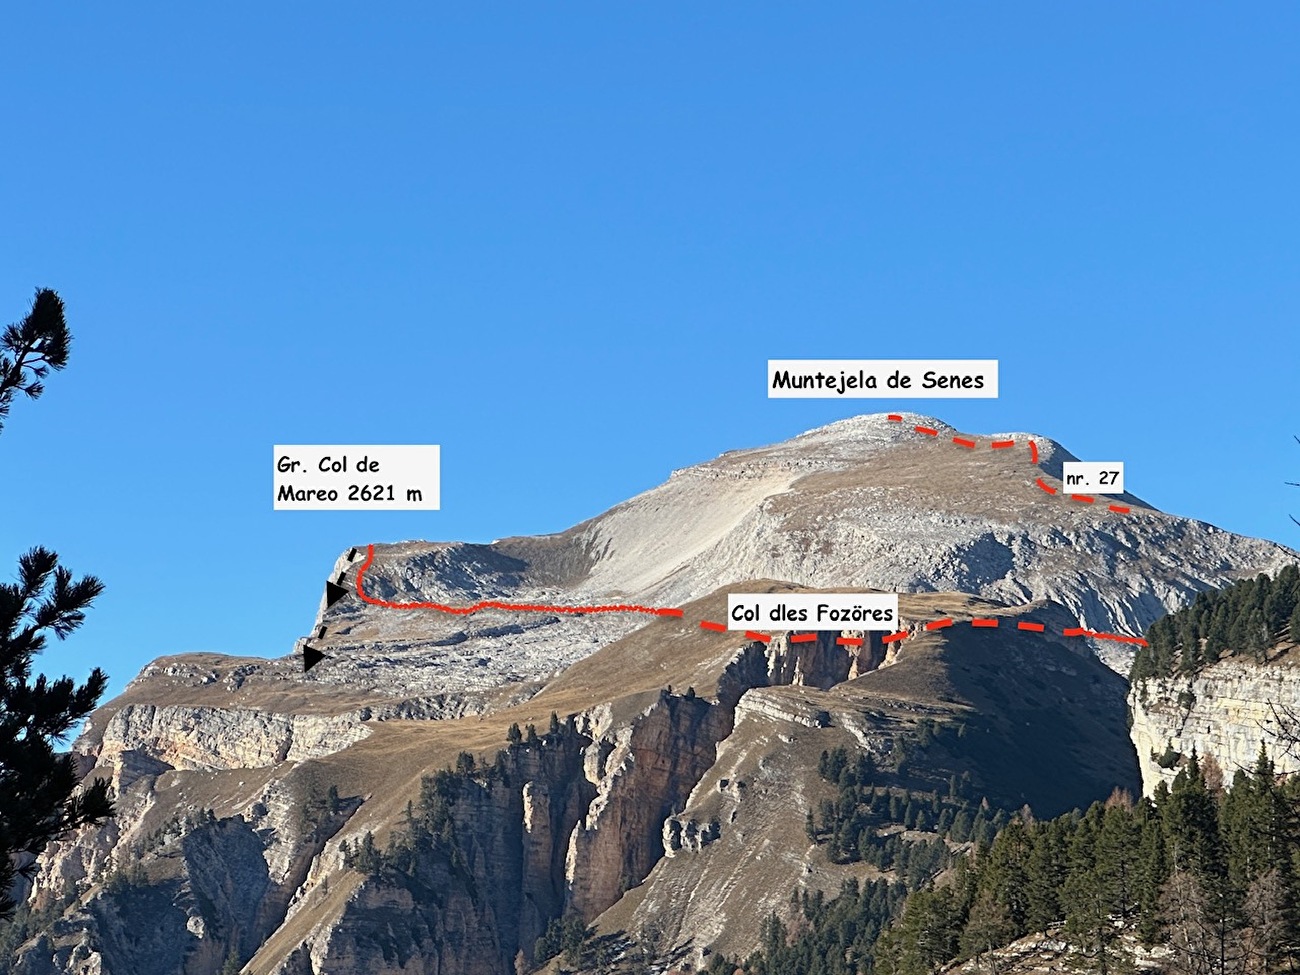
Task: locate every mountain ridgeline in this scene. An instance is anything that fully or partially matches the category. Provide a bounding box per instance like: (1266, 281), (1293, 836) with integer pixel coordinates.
(741, 564), (1300, 975)
(7, 415), (1300, 975)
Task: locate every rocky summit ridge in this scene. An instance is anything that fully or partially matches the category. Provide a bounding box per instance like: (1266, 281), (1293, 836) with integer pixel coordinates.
(9, 412), (1299, 975)
(310, 410), (1294, 692)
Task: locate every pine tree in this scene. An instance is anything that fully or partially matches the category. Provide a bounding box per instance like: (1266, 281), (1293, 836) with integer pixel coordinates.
(1063, 812), (1128, 972)
(1205, 606), (1231, 662)
(984, 817), (1031, 932)
(0, 289), (114, 919)
(887, 888), (959, 974)
(1164, 753), (1226, 881)
(1244, 608), (1270, 663)
(1135, 812), (1168, 944)
(1025, 819), (1068, 933)
(959, 888), (1013, 970)
(1097, 803), (1142, 922)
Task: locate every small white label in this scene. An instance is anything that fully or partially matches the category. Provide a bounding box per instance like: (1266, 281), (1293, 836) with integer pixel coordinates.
(1061, 461), (1124, 495)
(274, 445), (441, 510)
(767, 359), (998, 398)
(727, 593), (899, 630)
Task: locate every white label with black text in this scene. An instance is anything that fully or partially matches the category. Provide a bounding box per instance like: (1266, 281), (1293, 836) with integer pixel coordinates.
(1061, 461), (1124, 495)
(274, 445), (441, 510)
(727, 593), (899, 630)
(767, 359), (998, 398)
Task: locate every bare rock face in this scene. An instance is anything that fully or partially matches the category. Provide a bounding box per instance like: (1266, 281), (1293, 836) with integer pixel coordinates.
(12, 414), (1299, 975)
(564, 692), (726, 918)
(1129, 654), (1300, 794)
(100, 704), (372, 770)
(303, 412), (1296, 698)
(263, 732), (594, 975)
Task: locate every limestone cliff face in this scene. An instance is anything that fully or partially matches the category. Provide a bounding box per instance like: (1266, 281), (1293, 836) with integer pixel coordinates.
(14, 619), (887, 975)
(19, 414), (1300, 974)
(15, 813), (330, 975)
(307, 413), (1298, 697)
(564, 692), (726, 918)
(1129, 657), (1300, 794)
(100, 704), (371, 770)
(716, 630), (882, 707)
(261, 631), (870, 974)
(270, 734), (593, 975)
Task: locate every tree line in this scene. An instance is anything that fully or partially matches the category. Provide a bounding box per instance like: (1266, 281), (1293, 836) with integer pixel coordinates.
(809, 745), (1006, 885)
(739, 747), (1300, 974)
(1131, 567), (1300, 682)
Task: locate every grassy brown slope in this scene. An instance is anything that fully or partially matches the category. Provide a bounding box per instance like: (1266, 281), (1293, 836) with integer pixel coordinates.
(594, 606), (1138, 962)
(838, 619), (1139, 815)
(81, 581), (1137, 975)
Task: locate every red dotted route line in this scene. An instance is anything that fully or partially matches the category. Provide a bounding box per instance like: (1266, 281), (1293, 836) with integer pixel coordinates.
(885, 414), (1131, 514)
(354, 544), (683, 618)
(348, 415), (1153, 651)
(351, 544), (1147, 649)
(693, 614), (1147, 648)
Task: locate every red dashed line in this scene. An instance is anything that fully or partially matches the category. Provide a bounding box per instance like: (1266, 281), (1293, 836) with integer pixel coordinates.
(355, 544), (1149, 653)
(350, 421), (1148, 666)
(883, 415), (1130, 518)
(1079, 628), (1148, 646)
(1106, 633), (1148, 646)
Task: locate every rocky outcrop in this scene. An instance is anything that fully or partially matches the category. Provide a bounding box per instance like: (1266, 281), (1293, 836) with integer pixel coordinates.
(97, 704), (371, 771)
(300, 413), (1297, 695)
(16, 816), (276, 975)
(565, 692), (725, 918)
(1129, 656), (1300, 794)
(17, 413), (1300, 974)
(716, 630), (882, 708)
(16, 745), (361, 975)
(267, 731), (593, 975)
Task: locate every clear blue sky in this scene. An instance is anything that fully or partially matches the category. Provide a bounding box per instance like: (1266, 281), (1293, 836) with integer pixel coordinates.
(2, 5), (1297, 701)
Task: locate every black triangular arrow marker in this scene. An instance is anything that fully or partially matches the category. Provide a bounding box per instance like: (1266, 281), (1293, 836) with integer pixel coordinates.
(325, 580), (348, 608)
(303, 644), (326, 673)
